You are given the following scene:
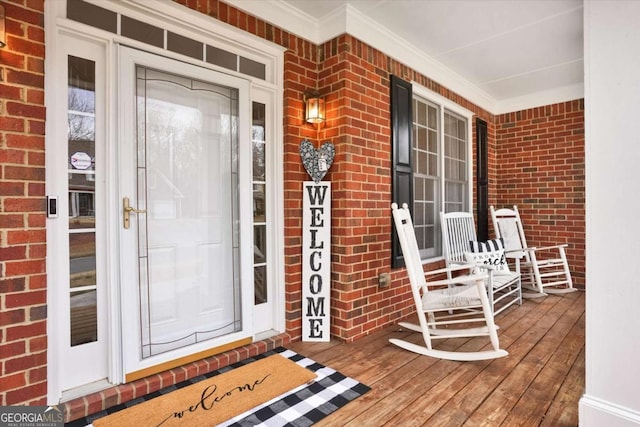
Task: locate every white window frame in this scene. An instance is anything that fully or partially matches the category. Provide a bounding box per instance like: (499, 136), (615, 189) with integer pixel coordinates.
(411, 84), (474, 261)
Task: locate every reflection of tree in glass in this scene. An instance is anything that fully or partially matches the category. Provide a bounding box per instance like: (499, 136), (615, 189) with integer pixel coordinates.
(68, 87), (96, 143)
(143, 97), (203, 206)
(140, 89), (235, 215)
(68, 86), (95, 113)
(133, 68), (245, 220)
(252, 103), (266, 182)
(252, 136), (265, 181)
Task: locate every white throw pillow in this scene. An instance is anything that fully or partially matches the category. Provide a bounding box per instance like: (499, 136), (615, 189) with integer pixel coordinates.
(464, 249), (511, 275)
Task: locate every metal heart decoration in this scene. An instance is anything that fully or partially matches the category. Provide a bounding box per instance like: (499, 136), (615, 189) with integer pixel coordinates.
(299, 139), (335, 183)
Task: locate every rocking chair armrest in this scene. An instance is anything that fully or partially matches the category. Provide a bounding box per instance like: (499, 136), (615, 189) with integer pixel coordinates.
(425, 263), (478, 277)
(475, 264), (498, 271)
(531, 243), (569, 251)
(504, 248), (526, 258)
(446, 259), (468, 268)
(423, 272), (489, 288)
(521, 243), (569, 252)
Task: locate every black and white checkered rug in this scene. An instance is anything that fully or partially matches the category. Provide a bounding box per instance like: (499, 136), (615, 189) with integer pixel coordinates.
(66, 347), (370, 427)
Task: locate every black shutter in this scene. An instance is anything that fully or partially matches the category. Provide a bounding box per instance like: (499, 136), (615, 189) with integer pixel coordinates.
(390, 75), (413, 268)
(476, 118), (489, 241)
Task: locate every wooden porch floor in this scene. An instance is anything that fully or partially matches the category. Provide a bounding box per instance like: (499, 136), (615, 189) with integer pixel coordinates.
(289, 290), (585, 427)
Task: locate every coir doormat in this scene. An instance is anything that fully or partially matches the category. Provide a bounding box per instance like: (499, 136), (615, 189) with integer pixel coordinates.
(67, 348), (370, 427)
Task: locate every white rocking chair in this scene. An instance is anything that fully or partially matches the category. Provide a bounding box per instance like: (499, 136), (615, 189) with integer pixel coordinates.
(390, 203), (508, 361)
(490, 205), (576, 296)
(440, 211), (522, 316)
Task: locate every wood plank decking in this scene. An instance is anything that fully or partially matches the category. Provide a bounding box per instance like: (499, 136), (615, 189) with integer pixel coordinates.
(289, 290), (585, 427)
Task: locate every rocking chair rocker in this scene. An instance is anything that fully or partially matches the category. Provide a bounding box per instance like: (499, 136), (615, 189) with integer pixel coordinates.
(390, 203), (508, 361)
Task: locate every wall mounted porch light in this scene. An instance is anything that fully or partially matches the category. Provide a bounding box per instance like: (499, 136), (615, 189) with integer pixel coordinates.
(304, 91), (325, 127)
(0, 5), (6, 48)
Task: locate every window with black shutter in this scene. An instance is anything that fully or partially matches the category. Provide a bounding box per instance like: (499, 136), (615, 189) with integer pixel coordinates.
(390, 76), (473, 268)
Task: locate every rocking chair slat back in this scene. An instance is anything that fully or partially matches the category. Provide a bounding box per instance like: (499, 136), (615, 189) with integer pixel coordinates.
(441, 212), (477, 264)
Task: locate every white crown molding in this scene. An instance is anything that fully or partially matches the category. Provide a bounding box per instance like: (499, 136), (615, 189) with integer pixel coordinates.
(225, 0), (322, 43)
(494, 83), (584, 115)
(316, 4), (349, 42)
(223, 0), (584, 114)
(226, 0), (498, 112)
(341, 4), (497, 112)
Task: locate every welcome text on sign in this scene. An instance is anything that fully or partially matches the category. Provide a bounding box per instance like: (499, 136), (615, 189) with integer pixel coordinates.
(302, 182), (331, 341)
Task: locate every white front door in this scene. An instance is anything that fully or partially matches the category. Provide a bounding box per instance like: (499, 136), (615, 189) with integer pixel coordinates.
(118, 47), (253, 376)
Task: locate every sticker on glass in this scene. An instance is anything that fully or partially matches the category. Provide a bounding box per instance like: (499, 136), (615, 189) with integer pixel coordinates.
(71, 152), (92, 170)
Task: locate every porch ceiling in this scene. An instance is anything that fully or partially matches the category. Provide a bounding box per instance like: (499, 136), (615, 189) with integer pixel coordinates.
(226, 0), (584, 114)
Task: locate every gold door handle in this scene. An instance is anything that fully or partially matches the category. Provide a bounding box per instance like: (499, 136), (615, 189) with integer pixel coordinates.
(123, 197), (146, 229)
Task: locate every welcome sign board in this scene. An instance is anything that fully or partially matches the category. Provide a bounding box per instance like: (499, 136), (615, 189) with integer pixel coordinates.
(302, 181), (331, 341)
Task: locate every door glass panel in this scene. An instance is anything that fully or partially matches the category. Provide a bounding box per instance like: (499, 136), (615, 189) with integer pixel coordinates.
(70, 289), (97, 346)
(68, 55), (97, 347)
(252, 102), (267, 305)
(135, 66), (241, 358)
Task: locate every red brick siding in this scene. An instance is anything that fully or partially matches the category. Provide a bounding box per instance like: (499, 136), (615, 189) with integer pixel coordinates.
(495, 101), (586, 288)
(0, 0), (587, 409)
(0, 0), (47, 406)
(281, 44), (321, 340)
(308, 37), (501, 341)
(172, 1), (501, 342)
(314, 38), (396, 341)
(156, 2), (588, 342)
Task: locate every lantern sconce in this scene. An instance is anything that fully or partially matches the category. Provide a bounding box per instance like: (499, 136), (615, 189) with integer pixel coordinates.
(0, 4), (7, 48)
(304, 91), (325, 127)
(0, 4), (6, 48)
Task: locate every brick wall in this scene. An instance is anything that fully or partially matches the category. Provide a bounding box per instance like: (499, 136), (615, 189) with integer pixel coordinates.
(495, 101), (586, 288)
(0, 0), (47, 406)
(174, 1), (499, 342)
(315, 37), (396, 341)
(281, 43), (321, 340)
(178, 3), (587, 340)
(0, 0), (587, 407)
(310, 37), (499, 341)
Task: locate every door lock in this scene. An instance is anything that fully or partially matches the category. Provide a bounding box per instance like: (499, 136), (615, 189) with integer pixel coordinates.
(123, 197), (146, 229)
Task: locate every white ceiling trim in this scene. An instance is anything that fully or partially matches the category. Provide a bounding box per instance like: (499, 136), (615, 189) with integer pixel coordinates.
(316, 4), (348, 42)
(495, 83), (584, 115)
(340, 3), (497, 112)
(224, 0), (581, 115)
(227, 0), (322, 43)
(227, 0), (498, 111)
